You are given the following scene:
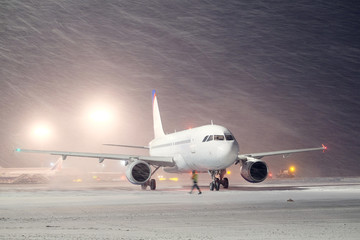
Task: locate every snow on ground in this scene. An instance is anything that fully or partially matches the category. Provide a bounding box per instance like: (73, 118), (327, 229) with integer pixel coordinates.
(0, 178), (359, 239)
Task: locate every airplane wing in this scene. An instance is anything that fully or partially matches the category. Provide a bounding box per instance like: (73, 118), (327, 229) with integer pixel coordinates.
(238, 145), (327, 160)
(15, 149), (175, 167)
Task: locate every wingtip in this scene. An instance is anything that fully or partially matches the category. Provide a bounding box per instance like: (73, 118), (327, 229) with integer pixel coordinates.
(322, 144), (328, 152)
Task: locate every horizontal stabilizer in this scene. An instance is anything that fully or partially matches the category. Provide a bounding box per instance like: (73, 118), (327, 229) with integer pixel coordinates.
(103, 144), (149, 149)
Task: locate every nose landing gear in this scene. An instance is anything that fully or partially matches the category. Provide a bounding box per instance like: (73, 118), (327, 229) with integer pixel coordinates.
(208, 169), (229, 191)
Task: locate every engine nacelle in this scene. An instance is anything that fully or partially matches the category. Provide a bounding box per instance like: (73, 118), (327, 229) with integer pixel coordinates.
(240, 158), (268, 183)
(126, 160), (151, 185)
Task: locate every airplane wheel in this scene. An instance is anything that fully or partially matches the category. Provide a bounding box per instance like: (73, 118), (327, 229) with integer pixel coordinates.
(209, 182), (215, 191)
(215, 179), (220, 191)
(223, 178), (229, 189)
(150, 179), (156, 190)
(141, 184), (147, 190)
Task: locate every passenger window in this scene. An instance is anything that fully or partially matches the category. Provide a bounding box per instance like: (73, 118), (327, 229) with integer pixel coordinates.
(214, 135), (224, 141)
(207, 135), (213, 141)
(202, 136), (209, 142)
(225, 134), (234, 141)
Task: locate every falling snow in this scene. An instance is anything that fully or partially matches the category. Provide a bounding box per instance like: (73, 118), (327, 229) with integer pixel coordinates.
(0, 0), (359, 177)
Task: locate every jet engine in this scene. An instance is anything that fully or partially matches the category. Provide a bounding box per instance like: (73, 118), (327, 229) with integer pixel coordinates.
(240, 157), (268, 183)
(126, 160), (151, 185)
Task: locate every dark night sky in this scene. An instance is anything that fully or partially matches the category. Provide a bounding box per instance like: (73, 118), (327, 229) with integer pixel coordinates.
(1, 0), (359, 177)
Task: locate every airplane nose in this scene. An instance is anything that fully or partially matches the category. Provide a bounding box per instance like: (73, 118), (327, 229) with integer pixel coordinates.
(230, 140), (239, 158)
(217, 141), (239, 164)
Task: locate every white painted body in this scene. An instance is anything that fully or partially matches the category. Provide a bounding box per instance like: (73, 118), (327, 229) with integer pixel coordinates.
(17, 90), (326, 188)
(149, 125), (239, 173)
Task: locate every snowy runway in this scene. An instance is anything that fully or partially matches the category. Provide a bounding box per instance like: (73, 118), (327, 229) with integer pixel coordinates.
(1, 178), (359, 239)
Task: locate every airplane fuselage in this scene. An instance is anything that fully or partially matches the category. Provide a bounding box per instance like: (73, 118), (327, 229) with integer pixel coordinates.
(149, 124), (239, 173)
(16, 90), (326, 191)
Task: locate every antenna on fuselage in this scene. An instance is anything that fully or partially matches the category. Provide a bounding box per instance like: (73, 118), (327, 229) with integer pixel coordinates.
(211, 120), (213, 125)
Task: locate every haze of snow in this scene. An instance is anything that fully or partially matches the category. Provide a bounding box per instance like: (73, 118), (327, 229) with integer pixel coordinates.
(0, 0), (359, 177)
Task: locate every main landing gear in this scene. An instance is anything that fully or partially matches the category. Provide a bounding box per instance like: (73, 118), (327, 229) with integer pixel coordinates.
(141, 166), (160, 191)
(141, 178), (156, 190)
(209, 169), (229, 191)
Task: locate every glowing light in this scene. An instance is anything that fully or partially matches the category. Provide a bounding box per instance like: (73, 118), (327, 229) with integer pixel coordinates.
(169, 177), (178, 182)
(227, 170), (231, 175)
(159, 178), (167, 181)
(33, 126), (50, 137)
(322, 144), (327, 152)
(90, 110), (111, 123)
(289, 166), (296, 172)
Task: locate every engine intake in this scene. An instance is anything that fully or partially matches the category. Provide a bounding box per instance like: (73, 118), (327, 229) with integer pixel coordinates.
(126, 160), (151, 185)
(240, 158), (268, 183)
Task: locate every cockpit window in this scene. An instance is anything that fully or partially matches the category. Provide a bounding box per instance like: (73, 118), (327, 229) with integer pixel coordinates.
(225, 134), (234, 141)
(214, 135), (224, 141)
(204, 134), (232, 142)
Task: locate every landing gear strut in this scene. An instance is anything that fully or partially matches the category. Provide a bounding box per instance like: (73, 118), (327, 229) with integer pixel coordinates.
(141, 166), (160, 191)
(208, 169), (229, 191)
(141, 178), (157, 190)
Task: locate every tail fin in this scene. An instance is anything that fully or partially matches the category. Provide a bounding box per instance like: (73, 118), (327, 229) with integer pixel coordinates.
(152, 90), (165, 139)
(50, 157), (63, 171)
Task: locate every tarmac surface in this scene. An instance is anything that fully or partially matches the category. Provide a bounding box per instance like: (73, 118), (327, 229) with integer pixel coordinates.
(1, 177), (360, 240)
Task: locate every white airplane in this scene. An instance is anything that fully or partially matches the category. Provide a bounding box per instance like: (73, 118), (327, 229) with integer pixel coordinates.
(16, 90), (326, 190)
(0, 157), (62, 178)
